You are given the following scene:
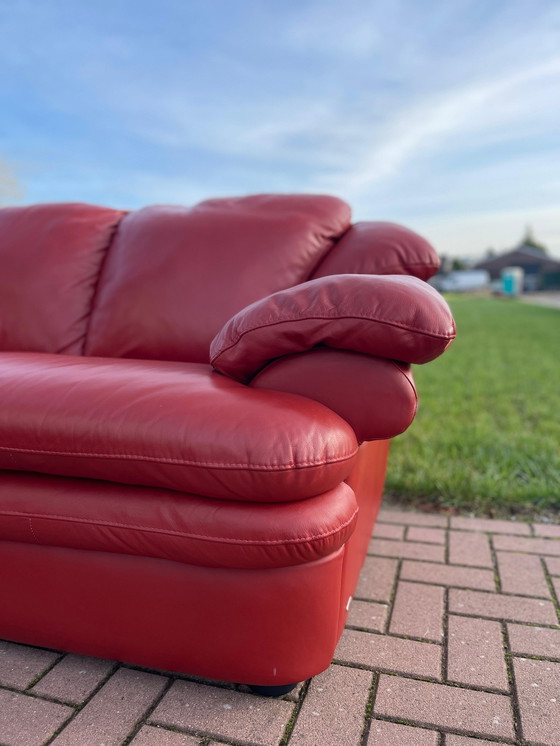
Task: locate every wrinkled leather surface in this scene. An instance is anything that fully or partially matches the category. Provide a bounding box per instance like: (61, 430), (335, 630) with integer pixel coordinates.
(0, 353), (357, 501)
(0, 203), (125, 354)
(85, 195), (351, 362)
(251, 349), (417, 442)
(312, 221), (440, 280)
(0, 472), (357, 569)
(211, 274), (456, 383)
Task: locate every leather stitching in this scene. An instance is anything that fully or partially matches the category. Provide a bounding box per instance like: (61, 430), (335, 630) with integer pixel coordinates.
(28, 517), (40, 544)
(367, 262), (440, 272)
(212, 313), (456, 363)
(388, 360), (418, 412)
(0, 446), (358, 470)
(0, 507), (359, 545)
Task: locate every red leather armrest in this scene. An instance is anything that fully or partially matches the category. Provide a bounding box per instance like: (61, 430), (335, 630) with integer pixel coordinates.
(250, 349), (418, 442)
(210, 274), (456, 384)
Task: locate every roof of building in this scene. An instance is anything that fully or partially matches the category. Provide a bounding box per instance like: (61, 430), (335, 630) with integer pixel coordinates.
(474, 247), (560, 274)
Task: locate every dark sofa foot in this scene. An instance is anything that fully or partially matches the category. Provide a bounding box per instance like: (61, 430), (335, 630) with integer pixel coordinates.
(248, 683), (298, 697)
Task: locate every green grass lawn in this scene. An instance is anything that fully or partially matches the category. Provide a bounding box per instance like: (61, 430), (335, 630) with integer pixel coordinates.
(385, 294), (560, 519)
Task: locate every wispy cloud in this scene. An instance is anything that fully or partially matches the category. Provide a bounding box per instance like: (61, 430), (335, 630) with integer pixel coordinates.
(331, 56), (560, 194)
(1, 0), (559, 254)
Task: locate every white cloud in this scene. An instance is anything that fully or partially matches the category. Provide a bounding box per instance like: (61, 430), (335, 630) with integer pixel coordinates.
(410, 205), (560, 259)
(2, 0), (559, 259)
(328, 56), (560, 194)
(284, 2), (384, 59)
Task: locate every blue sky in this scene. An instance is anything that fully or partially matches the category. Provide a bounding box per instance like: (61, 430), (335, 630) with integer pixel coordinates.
(1, 0), (559, 257)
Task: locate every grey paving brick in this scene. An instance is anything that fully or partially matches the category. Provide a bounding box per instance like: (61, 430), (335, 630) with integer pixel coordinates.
(533, 523), (560, 538)
(508, 623), (560, 659)
(374, 674), (515, 740)
(373, 522), (405, 539)
(377, 509), (447, 527)
(51, 667), (167, 746)
(451, 517), (530, 535)
(406, 526), (446, 544)
(546, 556), (560, 575)
(289, 665), (371, 746)
(449, 530), (493, 568)
(449, 588), (558, 624)
(513, 657), (560, 745)
(346, 599), (388, 632)
(401, 560), (495, 590)
(335, 629), (441, 679)
(150, 680), (293, 746)
(496, 551), (550, 597)
(0, 641), (59, 689)
(368, 719), (439, 745)
(355, 556), (398, 603)
(445, 736), (511, 746)
(447, 615), (509, 691)
(493, 534), (560, 556)
(0, 689), (73, 746)
(130, 725), (201, 746)
(31, 654), (114, 704)
(368, 538), (445, 562)
(389, 581), (444, 642)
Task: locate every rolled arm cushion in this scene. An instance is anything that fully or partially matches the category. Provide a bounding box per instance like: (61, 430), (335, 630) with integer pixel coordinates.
(312, 222), (441, 280)
(250, 349), (418, 443)
(210, 274), (456, 384)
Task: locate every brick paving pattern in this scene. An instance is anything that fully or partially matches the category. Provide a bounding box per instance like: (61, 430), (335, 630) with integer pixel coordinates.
(1, 507), (559, 746)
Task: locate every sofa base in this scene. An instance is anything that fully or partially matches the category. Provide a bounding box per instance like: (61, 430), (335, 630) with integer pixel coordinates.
(0, 440), (389, 686)
(1, 540), (346, 686)
(248, 683), (298, 697)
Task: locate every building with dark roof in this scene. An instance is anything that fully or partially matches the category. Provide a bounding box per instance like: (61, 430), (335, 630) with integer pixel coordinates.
(474, 241), (560, 291)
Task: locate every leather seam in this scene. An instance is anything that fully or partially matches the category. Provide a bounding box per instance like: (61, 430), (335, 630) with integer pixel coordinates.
(0, 445), (358, 470)
(80, 211), (128, 355)
(212, 313), (456, 364)
(0, 507), (359, 546)
(388, 360), (418, 419)
(374, 261), (439, 271)
(28, 517), (40, 544)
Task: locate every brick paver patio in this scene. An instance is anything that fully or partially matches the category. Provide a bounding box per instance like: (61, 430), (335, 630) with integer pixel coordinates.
(1, 507), (559, 746)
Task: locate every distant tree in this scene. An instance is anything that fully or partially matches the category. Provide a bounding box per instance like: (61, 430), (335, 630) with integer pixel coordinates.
(521, 226), (548, 254)
(484, 247), (497, 259)
(451, 257), (466, 271)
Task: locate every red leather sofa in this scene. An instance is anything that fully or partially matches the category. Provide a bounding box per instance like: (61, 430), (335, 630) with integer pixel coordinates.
(0, 194), (455, 695)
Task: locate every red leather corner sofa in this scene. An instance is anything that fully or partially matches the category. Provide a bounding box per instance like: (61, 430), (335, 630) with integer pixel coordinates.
(0, 194), (455, 696)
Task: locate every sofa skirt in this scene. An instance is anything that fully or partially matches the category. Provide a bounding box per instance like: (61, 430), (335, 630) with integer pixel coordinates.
(0, 439), (389, 685)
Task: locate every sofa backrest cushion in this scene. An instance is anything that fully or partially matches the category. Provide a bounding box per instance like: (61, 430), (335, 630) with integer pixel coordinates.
(0, 204), (124, 354)
(311, 221), (440, 281)
(85, 194), (351, 363)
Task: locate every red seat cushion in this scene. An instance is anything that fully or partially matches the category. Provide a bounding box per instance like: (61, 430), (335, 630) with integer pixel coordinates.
(0, 353), (357, 502)
(0, 472), (358, 569)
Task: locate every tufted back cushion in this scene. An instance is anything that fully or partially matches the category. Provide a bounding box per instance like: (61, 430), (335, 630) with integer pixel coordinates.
(85, 194), (351, 362)
(0, 203), (125, 354)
